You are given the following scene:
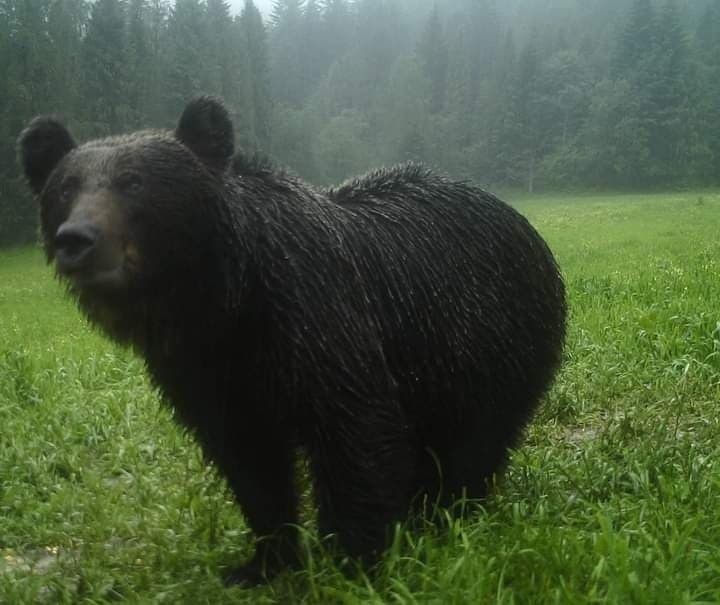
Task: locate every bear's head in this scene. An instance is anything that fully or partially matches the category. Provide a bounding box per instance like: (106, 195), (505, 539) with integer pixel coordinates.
(18, 97), (238, 343)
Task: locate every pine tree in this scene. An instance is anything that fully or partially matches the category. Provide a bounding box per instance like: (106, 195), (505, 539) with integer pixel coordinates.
(126, 0), (152, 127)
(502, 35), (543, 192)
(269, 0), (305, 106)
(696, 1), (720, 63)
(165, 0), (207, 116)
(82, 0), (128, 134)
(237, 0), (272, 149)
(377, 56), (429, 165)
(695, 1), (720, 182)
(537, 49), (589, 148)
(578, 78), (647, 187)
(613, 0), (655, 78)
(351, 0), (405, 110)
(458, 0), (500, 111)
(300, 0), (324, 94)
(606, 0), (660, 185)
(270, 0), (303, 27)
(320, 0), (350, 69)
(496, 30), (516, 93)
(206, 0), (236, 103)
(416, 5), (448, 114)
(143, 0), (170, 126)
(47, 0), (87, 118)
(649, 0), (692, 182)
(0, 0), (56, 243)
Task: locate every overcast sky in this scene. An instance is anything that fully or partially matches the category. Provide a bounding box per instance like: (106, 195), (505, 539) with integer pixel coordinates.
(228, 0), (273, 18)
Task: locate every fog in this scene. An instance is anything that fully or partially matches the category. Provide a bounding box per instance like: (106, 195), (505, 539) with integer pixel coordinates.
(1, 0), (719, 246)
(229, 0), (273, 17)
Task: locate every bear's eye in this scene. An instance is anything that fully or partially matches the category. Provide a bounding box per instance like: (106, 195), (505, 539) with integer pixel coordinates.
(116, 173), (144, 196)
(59, 178), (79, 204)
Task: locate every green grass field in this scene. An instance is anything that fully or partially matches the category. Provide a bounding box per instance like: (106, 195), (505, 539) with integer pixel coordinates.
(2, 191), (720, 603)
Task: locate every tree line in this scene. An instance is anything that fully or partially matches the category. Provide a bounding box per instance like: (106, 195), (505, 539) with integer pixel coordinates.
(1, 0), (719, 246)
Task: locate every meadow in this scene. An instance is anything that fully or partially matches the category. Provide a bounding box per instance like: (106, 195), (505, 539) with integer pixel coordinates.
(1, 191), (719, 603)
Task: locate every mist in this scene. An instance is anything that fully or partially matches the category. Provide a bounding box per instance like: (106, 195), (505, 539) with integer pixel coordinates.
(1, 0), (719, 246)
(229, 0), (273, 17)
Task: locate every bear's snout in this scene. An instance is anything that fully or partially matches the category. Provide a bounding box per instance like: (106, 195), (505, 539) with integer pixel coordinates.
(54, 221), (99, 274)
(50, 189), (129, 289)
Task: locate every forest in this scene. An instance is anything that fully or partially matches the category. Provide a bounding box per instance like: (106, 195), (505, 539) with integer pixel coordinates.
(1, 0), (719, 245)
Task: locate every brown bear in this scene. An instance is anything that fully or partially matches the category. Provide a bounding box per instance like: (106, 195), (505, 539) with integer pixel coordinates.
(18, 97), (566, 584)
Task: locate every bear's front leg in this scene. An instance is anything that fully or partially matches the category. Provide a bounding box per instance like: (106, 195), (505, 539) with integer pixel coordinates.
(208, 423), (301, 586)
(308, 399), (416, 563)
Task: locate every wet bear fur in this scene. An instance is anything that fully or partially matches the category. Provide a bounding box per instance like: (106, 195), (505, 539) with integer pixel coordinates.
(18, 97), (566, 584)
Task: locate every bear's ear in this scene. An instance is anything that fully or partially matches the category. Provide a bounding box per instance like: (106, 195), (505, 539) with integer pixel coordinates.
(176, 96), (235, 172)
(17, 117), (76, 195)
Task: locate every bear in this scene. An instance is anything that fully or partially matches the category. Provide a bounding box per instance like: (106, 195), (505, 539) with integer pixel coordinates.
(18, 97), (566, 585)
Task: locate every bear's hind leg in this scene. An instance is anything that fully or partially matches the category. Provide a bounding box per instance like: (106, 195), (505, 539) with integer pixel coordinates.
(308, 400), (416, 564)
(413, 408), (526, 515)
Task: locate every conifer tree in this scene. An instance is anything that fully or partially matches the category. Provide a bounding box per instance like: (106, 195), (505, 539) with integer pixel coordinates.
(237, 0), (272, 148)
(650, 0), (692, 182)
(165, 0), (207, 115)
(126, 0), (152, 126)
(320, 0), (350, 68)
(417, 5), (448, 114)
(613, 0), (655, 78)
(269, 0), (305, 105)
(82, 0), (127, 134)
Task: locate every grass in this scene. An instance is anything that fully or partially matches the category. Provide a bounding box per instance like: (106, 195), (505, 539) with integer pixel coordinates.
(2, 191), (720, 603)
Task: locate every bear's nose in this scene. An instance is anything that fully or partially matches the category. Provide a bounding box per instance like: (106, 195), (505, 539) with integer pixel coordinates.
(54, 222), (98, 273)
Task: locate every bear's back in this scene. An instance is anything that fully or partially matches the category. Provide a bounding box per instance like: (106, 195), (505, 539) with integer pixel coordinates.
(321, 165), (565, 420)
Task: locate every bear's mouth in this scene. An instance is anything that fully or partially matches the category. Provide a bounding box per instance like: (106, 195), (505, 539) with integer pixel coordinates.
(54, 245), (130, 292)
(52, 225), (134, 292)
(62, 265), (128, 291)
